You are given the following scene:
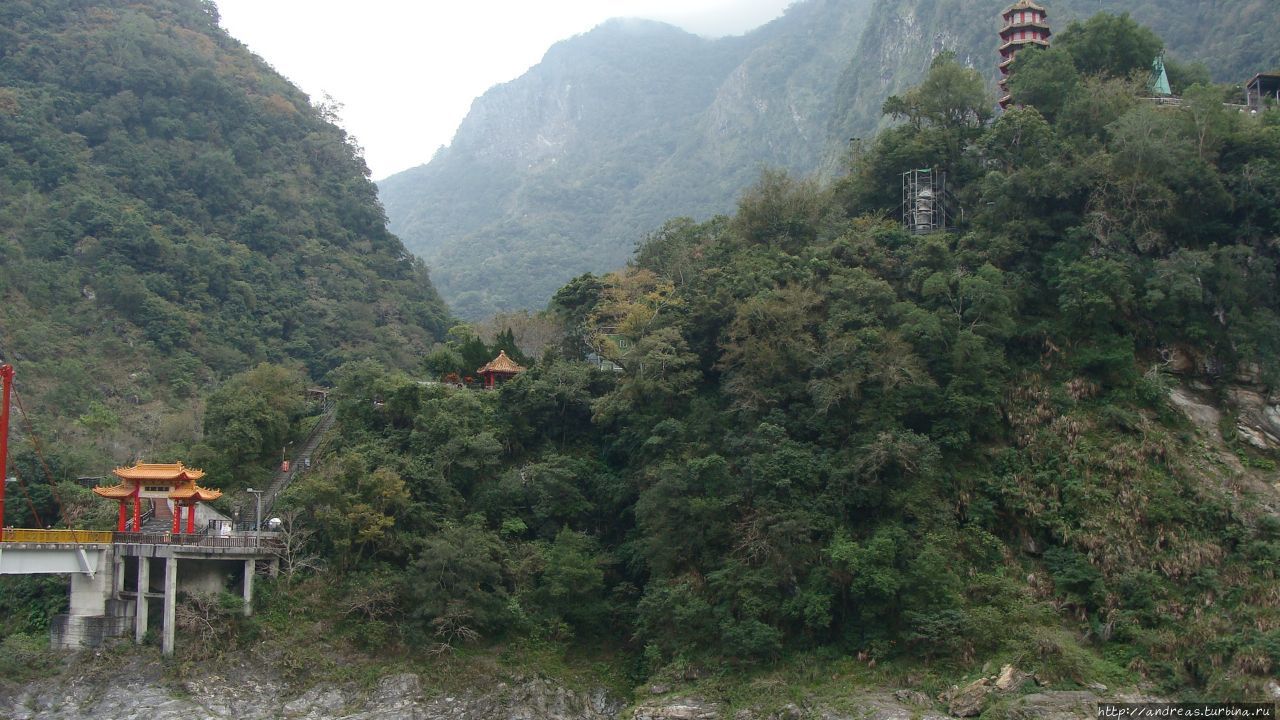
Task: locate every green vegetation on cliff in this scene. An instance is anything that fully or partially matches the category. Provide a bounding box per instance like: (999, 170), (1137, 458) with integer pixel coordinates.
(2, 3), (1279, 708)
(381, 0), (1280, 320)
(274, 16), (1280, 700)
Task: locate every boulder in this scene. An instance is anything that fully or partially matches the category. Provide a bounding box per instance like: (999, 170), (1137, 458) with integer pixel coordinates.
(633, 698), (722, 720)
(1228, 387), (1280, 449)
(1165, 347), (1197, 375)
(1168, 387), (1222, 435)
(370, 673), (422, 707)
(998, 691), (1099, 720)
(946, 678), (993, 717)
(994, 665), (1031, 694)
(281, 685), (349, 717)
(893, 689), (933, 706)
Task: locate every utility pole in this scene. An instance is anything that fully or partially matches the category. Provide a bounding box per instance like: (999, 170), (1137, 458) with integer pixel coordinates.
(245, 488), (263, 537)
(0, 364), (13, 527)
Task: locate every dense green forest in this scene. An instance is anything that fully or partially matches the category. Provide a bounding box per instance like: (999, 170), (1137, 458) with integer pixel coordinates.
(381, 0), (1280, 320)
(2, 1), (1280, 709)
(0, 0), (451, 493)
(248, 15), (1280, 701)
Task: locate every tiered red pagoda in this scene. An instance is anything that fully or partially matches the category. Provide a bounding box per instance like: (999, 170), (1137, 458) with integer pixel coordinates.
(998, 0), (1052, 108)
(93, 462), (222, 534)
(476, 351), (525, 389)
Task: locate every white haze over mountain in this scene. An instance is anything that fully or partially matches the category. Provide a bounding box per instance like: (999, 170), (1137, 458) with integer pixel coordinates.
(214, 0), (794, 179)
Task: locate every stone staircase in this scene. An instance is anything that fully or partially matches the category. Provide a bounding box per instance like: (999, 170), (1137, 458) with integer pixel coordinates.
(142, 500), (173, 533)
(261, 406), (335, 518)
(133, 500), (222, 534)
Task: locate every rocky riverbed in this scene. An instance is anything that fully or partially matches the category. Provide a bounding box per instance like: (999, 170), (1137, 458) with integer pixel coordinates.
(0, 654), (1147, 720)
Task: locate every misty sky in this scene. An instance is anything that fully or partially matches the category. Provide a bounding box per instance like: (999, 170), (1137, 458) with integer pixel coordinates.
(214, 0), (795, 180)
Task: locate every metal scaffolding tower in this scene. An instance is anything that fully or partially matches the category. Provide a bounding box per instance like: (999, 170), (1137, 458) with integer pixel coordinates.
(902, 168), (950, 235)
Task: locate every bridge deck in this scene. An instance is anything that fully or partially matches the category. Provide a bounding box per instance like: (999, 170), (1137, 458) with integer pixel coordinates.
(0, 542), (107, 575)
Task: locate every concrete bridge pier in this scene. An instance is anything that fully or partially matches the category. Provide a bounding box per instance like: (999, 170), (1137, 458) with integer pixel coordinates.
(48, 545), (133, 649)
(162, 555), (178, 656)
(117, 544), (273, 655)
(242, 559), (254, 617)
(134, 556), (150, 644)
(2, 531), (277, 655)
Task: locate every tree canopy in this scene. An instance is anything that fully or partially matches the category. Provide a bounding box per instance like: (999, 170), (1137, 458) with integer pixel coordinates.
(0, 0), (452, 483)
(274, 22), (1280, 699)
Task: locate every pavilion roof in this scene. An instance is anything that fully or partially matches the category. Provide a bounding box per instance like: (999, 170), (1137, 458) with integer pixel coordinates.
(93, 482), (223, 502)
(93, 484), (136, 499)
(477, 351), (526, 375)
(95, 461), (222, 503)
(169, 486), (223, 502)
(1248, 72), (1280, 90)
(112, 462), (205, 483)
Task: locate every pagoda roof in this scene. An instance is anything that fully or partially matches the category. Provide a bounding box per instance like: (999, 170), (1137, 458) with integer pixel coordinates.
(477, 351), (526, 375)
(1002, 0), (1046, 15)
(1000, 20), (1051, 35)
(112, 462), (206, 483)
(1000, 37), (1051, 55)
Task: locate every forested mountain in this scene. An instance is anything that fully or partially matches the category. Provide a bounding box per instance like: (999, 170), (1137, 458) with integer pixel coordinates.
(3, 4), (1280, 708)
(0, 0), (450, 464)
(286, 24), (1280, 700)
(380, 0), (1280, 319)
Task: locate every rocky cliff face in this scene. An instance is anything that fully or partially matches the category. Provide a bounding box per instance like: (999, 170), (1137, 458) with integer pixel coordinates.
(377, 1), (874, 319)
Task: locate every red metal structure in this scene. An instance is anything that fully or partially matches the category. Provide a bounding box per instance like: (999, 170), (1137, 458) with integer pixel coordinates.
(1, 363), (13, 526)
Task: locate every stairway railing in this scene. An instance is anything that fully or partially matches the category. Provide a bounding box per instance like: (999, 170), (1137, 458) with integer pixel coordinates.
(124, 501), (155, 532)
(261, 406), (336, 520)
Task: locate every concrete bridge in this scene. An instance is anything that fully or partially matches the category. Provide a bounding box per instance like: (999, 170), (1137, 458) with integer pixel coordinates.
(0, 529), (279, 655)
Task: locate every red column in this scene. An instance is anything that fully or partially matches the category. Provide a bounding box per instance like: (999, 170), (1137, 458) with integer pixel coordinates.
(117, 501), (127, 532)
(172, 503), (182, 534)
(186, 503), (196, 534)
(0, 364), (13, 528)
(132, 490), (140, 532)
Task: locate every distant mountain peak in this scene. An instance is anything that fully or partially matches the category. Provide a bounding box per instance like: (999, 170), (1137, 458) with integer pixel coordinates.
(379, 0), (1280, 320)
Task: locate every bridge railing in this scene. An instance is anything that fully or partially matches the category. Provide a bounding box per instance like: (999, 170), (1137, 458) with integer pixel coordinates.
(0, 528), (282, 549)
(1, 529), (115, 544)
(112, 531), (282, 550)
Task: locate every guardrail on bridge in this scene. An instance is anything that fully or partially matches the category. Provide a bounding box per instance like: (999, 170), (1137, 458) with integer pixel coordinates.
(1, 529), (114, 544)
(0, 528), (281, 550)
(112, 531), (282, 550)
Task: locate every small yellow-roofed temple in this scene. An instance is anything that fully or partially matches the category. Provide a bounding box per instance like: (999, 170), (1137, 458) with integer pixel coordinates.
(477, 350), (526, 389)
(94, 462), (222, 534)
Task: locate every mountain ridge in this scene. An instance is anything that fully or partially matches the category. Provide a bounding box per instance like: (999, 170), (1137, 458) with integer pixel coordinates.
(379, 0), (876, 318)
(381, 0), (1280, 319)
(0, 0), (450, 469)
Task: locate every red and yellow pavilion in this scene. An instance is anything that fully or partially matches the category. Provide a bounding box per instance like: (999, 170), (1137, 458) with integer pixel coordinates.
(476, 351), (526, 388)
(93, 462), (222, 534)
(998, 0), (1052, 108)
